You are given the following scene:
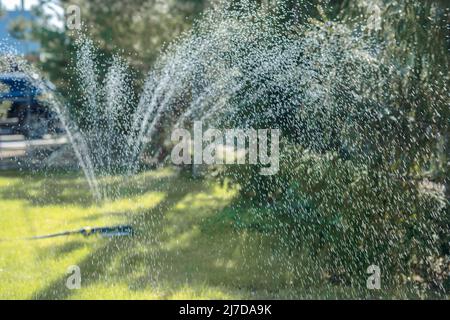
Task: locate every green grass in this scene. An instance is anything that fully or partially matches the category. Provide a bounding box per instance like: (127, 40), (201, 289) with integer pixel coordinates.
(0, 168), (386, 299)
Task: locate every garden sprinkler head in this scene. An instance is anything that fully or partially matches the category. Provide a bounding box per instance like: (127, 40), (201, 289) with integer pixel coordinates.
(89, 225), (135, 238)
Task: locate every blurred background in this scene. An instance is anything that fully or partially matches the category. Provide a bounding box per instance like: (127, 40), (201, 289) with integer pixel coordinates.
(0, 0), (209, 166)
(1, 0), (448, 166)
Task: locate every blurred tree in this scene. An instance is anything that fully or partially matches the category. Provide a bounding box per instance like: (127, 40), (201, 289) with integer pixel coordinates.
(337, 0), (449, 196)
(14, 0), (208, 122)
(57, 0), (207, 71)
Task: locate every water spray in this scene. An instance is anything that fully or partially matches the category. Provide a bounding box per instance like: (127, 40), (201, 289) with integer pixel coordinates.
(0, 225), (134, 242)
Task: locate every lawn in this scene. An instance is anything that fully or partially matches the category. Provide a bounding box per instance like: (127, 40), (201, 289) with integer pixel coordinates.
(0, 168), (377, 299)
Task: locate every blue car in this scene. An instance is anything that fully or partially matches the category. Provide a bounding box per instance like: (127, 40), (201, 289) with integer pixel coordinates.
(0, 72), (61, 138)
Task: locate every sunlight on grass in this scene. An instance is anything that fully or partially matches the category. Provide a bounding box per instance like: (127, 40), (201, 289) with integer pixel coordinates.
(66, 282), (239, 300)
(0, 170), (169, 299)
(0, 168), (370, 300)
(0, 169), (246, 299)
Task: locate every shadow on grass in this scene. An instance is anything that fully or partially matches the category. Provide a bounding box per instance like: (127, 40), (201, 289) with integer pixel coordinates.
(31, 172), (316, 299)
(0, 165), (344, 299)
(0, 170), (97, 207)
(31, 176), (210, 299)
(0, 168), (176, 207)
(36, 240), (87, 258)
(2, 169), (376, 299)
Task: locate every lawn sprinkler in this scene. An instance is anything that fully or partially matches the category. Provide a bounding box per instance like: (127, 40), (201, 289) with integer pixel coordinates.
(26, 225), (134, 240)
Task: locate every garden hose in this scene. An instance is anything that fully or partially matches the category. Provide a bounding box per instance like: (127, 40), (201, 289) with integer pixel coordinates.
(27, 225), (134, 240)
(0, 225), (134, 242)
